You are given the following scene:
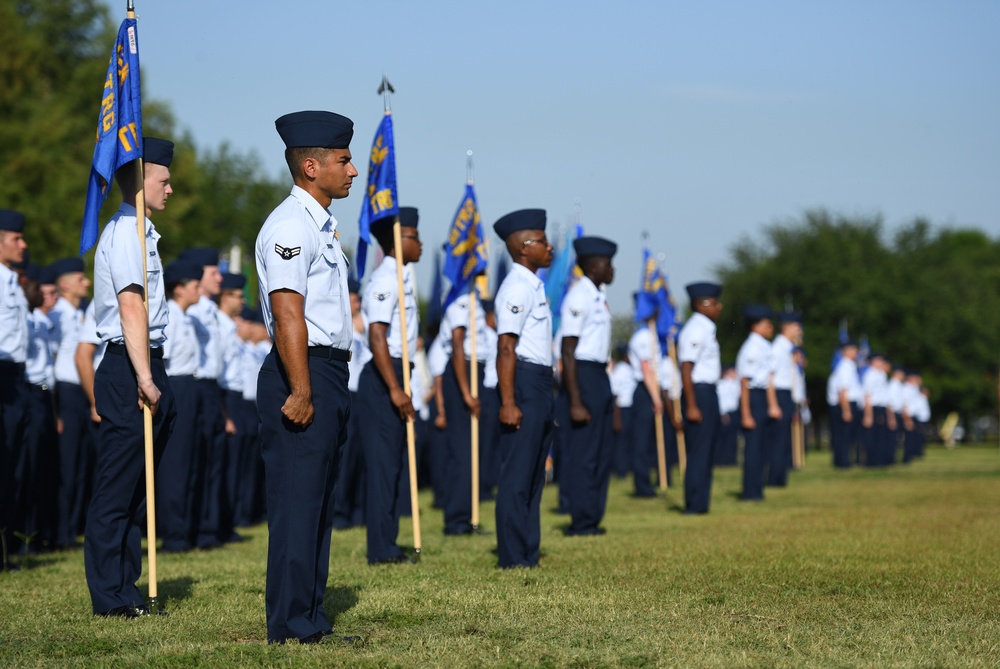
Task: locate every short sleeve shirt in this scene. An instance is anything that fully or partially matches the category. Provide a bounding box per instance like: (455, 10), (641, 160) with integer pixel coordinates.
(494, 263), (552, 366)
(26, 309), (55, 387)
(442, 292), (488, 362)
(362, 256), (419, 359)
(51, 297), (85, 384)
(93, 204), (168, 346)
(736, 332), (772, 390)
(770, 334), (796, 391)
(163, 300), (199, 377)
(677, 312), (721, 384)
(559, 276), (611, 363)
(255, 186), (351, 350)
(78, 301), (107, 371)
(627, 326), (656, 382)
(0, 262), (30, 362)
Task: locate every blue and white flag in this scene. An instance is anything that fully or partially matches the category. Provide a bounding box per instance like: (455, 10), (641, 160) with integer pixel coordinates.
(80, 17), (143, 254)
(356, 113), (398, 278)
(443, 183), (488, 309)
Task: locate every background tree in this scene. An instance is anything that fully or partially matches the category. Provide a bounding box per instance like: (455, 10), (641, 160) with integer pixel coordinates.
(0, 0), (287, 276)
(714, 208), (1000, 423)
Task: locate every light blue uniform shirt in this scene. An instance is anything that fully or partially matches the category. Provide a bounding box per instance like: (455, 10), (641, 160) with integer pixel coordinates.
(610, 360), (637, 408)
(483, 326), (498, 389)
(427, 330), (450, 378)
(442, 292), (488, 362)
(770, 334), (797, 391)
(678, 312), (721, 384)
(348, 328), (373, 392)
(242, 340), (272, 403)
(217, 310), (244, 392)
(559, 276), (611, 363)
(51, 297), (85, 385)
(93, 204), (168, 346)
(0, 262), (29, 362)
(736, 331), (772, 390)
(495, 263), (552, 367)
(255, 186), (351, 350)
(627, 325), (656, 383)
(26, 309), (55, 387)
(862, 367), (889, 407)
(77, 301), (107, 371)
(163, 300), (199, 377)
(362, 256), (418, 360)
(826, 357), (863, 406)
(188, 296), (223, 381)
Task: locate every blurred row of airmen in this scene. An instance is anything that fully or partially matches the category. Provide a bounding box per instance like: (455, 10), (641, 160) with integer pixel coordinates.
(826, 342), (931, 467)
(0, 224), (275, 569)
(0, 214), (936, 579)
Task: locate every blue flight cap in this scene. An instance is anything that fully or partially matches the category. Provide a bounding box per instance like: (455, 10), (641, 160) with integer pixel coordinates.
(493, 209), (546, 241)
(370, 206), (419, 238)
(347, 277), (361, 294)
(163, 261), (203, 286)
(481, 298), (495, 313)
(841, 339), (858, 349)
(778, 311), (802, 323)
(26, 262), (43, 283)
(572, 236), (617, 258)
(685, 282), (722, 300)
(220, 273), (246, 291)
(243, 304), (265, 323)
(0, 209), (25, 232)
(743, 304), (772, 321)
(275, 111), (354, 149)
(39, 264), (58, 285)
(48, 257), (85, 280)
(178, 247), (220, 268)
(144, 137), (174, 167)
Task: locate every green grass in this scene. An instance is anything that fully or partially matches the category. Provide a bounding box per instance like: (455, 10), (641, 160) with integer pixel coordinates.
(2, 444), (999, 668)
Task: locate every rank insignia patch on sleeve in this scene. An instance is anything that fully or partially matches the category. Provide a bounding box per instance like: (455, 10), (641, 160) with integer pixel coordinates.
(507, 303), (524, 314)
(275, 244), (301, 260)
(374, 292), (390, 301)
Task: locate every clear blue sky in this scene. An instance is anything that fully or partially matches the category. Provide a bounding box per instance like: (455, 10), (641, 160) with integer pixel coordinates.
(115, 0), (1000, 312)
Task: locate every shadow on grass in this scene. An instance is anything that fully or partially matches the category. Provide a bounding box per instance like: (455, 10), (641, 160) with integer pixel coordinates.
(323, 584), (361, 621)
(159, 577), (196, 604)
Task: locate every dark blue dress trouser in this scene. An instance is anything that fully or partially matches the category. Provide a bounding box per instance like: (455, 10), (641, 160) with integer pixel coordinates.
(84, 350), (175, 614)
(357, 360), (407, 563)
(156, 374), (197, 551)
(441, 359), (484, 534)
(561, 361), (615, 534)
(258, 350), (349, 644)
(496, 361), (553, 568)
(741, 389), (769, 500)
(683, 383), (719, 514)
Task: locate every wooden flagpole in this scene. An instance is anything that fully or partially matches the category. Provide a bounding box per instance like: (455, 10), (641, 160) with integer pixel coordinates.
(668, 333), (687, 475)
(126, 0), (160, 613)
(469, 286), (480, 529)
(393, 215), (422, 554)
(648, 319), (668, 490)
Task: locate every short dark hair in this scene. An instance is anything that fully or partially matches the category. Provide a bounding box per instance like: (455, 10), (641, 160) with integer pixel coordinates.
(284, 147), (331, 180)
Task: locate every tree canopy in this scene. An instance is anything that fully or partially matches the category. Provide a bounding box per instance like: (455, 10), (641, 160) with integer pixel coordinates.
(713, 209), (1000, 419)
(0, 0), (287, 271)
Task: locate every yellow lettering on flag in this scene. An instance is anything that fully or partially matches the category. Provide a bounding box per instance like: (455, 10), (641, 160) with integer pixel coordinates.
(369, 188), (394, 214)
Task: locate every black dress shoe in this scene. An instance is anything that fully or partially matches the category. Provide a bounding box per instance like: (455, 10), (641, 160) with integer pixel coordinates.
(300, 630), (362, 645)
(566, 527), (606, 537)
(97, 604), (149, 619)
(369, 554), (416, 565)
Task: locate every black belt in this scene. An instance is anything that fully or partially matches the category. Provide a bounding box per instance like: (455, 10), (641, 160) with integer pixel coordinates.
(308, 346), (352, 362)
(576, 360), (607, 369)
(515, 359), (552, 375)
(106, 342), (164, 359)
(0, 360), (26, 373)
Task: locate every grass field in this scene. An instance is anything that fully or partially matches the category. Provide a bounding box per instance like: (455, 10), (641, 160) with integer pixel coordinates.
(2, 444), (999, 668)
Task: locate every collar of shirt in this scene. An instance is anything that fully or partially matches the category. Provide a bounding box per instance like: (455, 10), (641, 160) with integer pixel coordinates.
(117, 203), (159, 241)
(290, 185), (334, 232)
(510, 261), (544, 290)
(689, 310), (717, 336)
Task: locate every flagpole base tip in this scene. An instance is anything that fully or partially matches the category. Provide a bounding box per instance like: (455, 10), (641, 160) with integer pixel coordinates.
(148, 598), (169, 616)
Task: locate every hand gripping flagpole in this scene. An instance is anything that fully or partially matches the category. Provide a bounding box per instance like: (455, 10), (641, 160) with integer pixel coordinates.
(125, 0), (162, 615)
(381, 78), (421, 555)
